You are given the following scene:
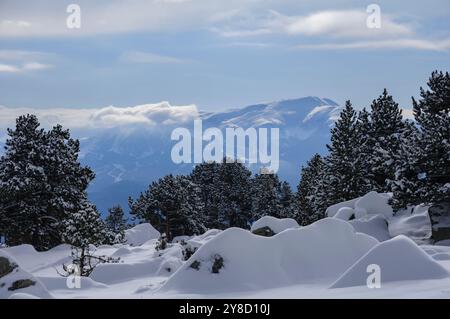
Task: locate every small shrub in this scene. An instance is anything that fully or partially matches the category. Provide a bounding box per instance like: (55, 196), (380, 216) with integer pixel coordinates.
(211, 254), (224, 274)
(190, 260), (201, 270)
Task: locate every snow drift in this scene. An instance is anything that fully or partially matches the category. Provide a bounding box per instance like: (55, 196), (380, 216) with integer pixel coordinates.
(331, 236), (449, 288)
(125, 223), (160, 246)
(0, 250), (52, 299)
(250, 216), (299, 234)
(159, 218), (378, 294)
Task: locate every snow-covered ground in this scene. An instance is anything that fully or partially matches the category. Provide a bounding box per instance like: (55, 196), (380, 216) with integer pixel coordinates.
(1, 192), (450, 299)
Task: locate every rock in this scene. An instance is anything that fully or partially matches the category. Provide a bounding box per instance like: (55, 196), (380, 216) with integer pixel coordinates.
(8, 279), (36, 291)
(0, 256), (17, 278)
(252, 226), (275, 237)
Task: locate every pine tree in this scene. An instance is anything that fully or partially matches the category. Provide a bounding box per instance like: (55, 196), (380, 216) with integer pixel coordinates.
(216, 159), (252, 229)
(391, 71), (450, 213)
(251, 171), (283, 221)
(295, 154), (326, 225)
(0, 115), (94, 250)
(190, 161), (222, 229)
(105, 205), (128, 243)
(61, 199), (117, 276)
(190, 158), (253, 230)
(318, 101), (366, 213)
(129, 174), (206, 240)
(279, 181), (295, 219)
(367, 89), (405, 192)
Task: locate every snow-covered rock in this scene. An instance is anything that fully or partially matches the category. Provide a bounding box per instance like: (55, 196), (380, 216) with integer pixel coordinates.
(326, 197), (360, 217)
(334, 207), (355, 221)
(354, 191), (394, 219)
(250, 216), (299, 234)
(0, 250), (52, 299)
(389, 205), (432, 241)
(159, 218), (378, 293)
(331, 236), (449, 288)
(124, 223), (160, 246)
(349, 215), (391, 242)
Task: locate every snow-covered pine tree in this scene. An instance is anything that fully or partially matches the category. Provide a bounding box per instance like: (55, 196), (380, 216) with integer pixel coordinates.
(0, 115), (94, 250)
(295, 153), (326, 225)
(216, 158), (252, 229)
(61, 199), (116, 276)
(366, 89), (406, 192)
(354, 108), (375, 194)
(105, 205), (128, 243)
(279, 181), (295, 219)
(129, 174), (206, 240)
(318, 101), (367, 213)
(251, 170), (283, 221)
(391, 71), (450, 217)
(190, 161), (222, 229)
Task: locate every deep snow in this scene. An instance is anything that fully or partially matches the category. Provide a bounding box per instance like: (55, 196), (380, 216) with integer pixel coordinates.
(1, 191), (450, 299)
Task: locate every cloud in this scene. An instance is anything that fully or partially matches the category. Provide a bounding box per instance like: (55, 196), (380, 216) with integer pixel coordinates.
(0, 102), (200, 131)
(119, 51), (188, 64)
(282, 10), (412, 38)
(294, 38), (450, 51)
(0, 0), (259, 37)
(0, 61), (53, 73)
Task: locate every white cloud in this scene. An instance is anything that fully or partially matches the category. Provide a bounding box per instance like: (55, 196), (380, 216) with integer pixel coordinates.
(295, 38), (450, 51)
(0, 63), (20, 73)
(0, 50), (52, 60)
(0, 61), (53, 73)
(283, 10), (412, 38)
(120, 51), (188, 64)
(0, 102), (200, 131)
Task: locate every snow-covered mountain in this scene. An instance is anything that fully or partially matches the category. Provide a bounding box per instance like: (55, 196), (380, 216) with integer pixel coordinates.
(0, 97), (342, 214)
(82, 96), (341, 214)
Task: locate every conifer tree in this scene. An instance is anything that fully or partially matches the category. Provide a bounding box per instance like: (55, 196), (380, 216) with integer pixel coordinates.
(129, 174), (206, 240)
(251, 171), (283, 220)
(0, 115), (94, 250)
(105, 205), (128, 243)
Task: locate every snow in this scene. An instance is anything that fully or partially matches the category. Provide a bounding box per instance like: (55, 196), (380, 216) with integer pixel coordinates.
(349, 215), (391, 242)
(124, 223), (160, 246)
(354, 191), (394, 219)
(331, 236), (449, 288)
(334, 207), (355, 221)
(0, 250), (52, 299)
(160, 218), (377, 294)
(1, 193), (450, 298)
(250, 216), (299, 234)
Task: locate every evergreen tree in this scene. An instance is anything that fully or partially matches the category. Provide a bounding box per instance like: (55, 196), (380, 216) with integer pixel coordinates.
(129, 174), (206, 240)
(105, 205), (128, 243)
(318, 101), (366, 213)
(367, 89), (405, 192)
(295, 154), (326, 225)
(251, 171), (283, 221)
(0, 115), (94, 250)
(190, 161), (222, 229)
(279, 181), (295, 219)
(61, 199), (116, 276)
(391, 71), (450, 211)
(216, 159), (252, 229)
(190, 158), (253, 229)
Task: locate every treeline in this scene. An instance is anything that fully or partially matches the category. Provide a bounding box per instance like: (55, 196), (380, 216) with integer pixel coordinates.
(0, 71), (449, 250)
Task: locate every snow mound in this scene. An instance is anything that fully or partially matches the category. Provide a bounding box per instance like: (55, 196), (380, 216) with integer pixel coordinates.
(125, 223), (160, 246)
(90, 243), (183, 284)
(326, 197), (360, 217)
(0, 250), (52, 299)
(250, 216), (299, 234)
(389, 205), (432, 241)
(159, 218), (378, 294)
(349, 215), (391, 242)
(354, 191), (394, 219)
(334, 207), (355, 221)
(331, 236), (449, 288)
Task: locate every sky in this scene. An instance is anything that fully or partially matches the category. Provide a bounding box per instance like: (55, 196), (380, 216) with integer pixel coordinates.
(0, 0), (449, 112)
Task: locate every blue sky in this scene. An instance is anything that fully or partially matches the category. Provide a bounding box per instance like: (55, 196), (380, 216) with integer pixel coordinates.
(0, 0), (449, 112)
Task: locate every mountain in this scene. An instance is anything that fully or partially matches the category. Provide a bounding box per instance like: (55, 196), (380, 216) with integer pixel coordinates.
(0, 97), (342, 215)
(82, 96), (341, 215)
